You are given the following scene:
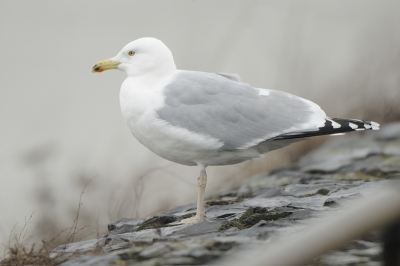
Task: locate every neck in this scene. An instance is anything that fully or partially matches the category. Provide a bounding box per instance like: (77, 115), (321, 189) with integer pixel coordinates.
(127, 63), (176, 78)
(123, 68), (177, 94)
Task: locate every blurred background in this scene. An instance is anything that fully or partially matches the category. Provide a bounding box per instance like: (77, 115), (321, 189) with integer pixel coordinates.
(1, 0), (399, 255)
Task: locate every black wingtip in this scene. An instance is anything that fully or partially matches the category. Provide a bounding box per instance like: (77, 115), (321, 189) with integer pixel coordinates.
(271, 118), (379, 141)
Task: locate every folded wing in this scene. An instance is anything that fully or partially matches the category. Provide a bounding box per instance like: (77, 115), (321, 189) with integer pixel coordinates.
(156, 71), (329, 151)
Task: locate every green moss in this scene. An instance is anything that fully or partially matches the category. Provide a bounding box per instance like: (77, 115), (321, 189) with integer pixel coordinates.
(240, 212), (292, 228)
(239, 207), (255, 221)
(205, 199), (240, 206)
(218, 221), (246, 231)
(300, 188), (330, 198)
(218, 208), (255, 231)
(218, 207), (292, 231)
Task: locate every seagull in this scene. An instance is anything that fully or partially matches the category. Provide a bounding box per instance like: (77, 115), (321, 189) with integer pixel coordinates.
(92, 37), (379, 224)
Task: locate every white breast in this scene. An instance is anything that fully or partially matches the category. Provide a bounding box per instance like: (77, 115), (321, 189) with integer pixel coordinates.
(119, 75), (223, 166)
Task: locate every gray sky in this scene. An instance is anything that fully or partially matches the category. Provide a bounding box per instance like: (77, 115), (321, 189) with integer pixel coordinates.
(1, 0), (399, 251)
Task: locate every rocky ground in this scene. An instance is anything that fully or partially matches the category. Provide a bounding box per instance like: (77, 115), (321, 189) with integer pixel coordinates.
(50, 122), (400, 266)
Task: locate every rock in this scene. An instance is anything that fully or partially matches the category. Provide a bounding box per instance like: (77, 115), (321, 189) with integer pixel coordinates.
(59, 254), (119, 266)
(51, 122), (400, 266)
(50, 239), (98, 259)
(108, 218), (144, 234)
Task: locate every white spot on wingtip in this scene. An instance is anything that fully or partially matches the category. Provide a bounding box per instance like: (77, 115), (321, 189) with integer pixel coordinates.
(364, 124), (371, 129)
(371, 121), (380, 130)
(348, 123), (358, 129)
(327, 119), (341, 129)
(371, 121), (380, 126)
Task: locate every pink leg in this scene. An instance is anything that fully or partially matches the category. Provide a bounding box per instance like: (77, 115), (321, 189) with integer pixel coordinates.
(180, 167), (207, 224)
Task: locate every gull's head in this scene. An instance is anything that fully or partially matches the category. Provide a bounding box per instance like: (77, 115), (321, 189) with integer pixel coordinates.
(92, 37), (176, 77)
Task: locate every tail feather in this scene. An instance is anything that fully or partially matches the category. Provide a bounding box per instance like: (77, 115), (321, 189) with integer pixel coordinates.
(271, 118), (380, 141)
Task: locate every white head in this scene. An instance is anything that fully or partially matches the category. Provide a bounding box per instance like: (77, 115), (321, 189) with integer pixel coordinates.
(92, 38), (177, 77)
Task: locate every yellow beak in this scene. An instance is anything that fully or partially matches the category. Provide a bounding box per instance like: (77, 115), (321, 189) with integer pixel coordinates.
(91, 59), (120, 73)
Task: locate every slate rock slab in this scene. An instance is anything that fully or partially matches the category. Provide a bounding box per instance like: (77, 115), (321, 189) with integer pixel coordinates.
(51, 122), (400, 266)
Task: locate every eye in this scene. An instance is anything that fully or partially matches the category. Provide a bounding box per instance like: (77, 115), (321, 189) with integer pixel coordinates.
(128, 51), (135, 56)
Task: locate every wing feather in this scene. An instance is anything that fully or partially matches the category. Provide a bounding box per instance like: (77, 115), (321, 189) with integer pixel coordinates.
(156, 71), (326, 151)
